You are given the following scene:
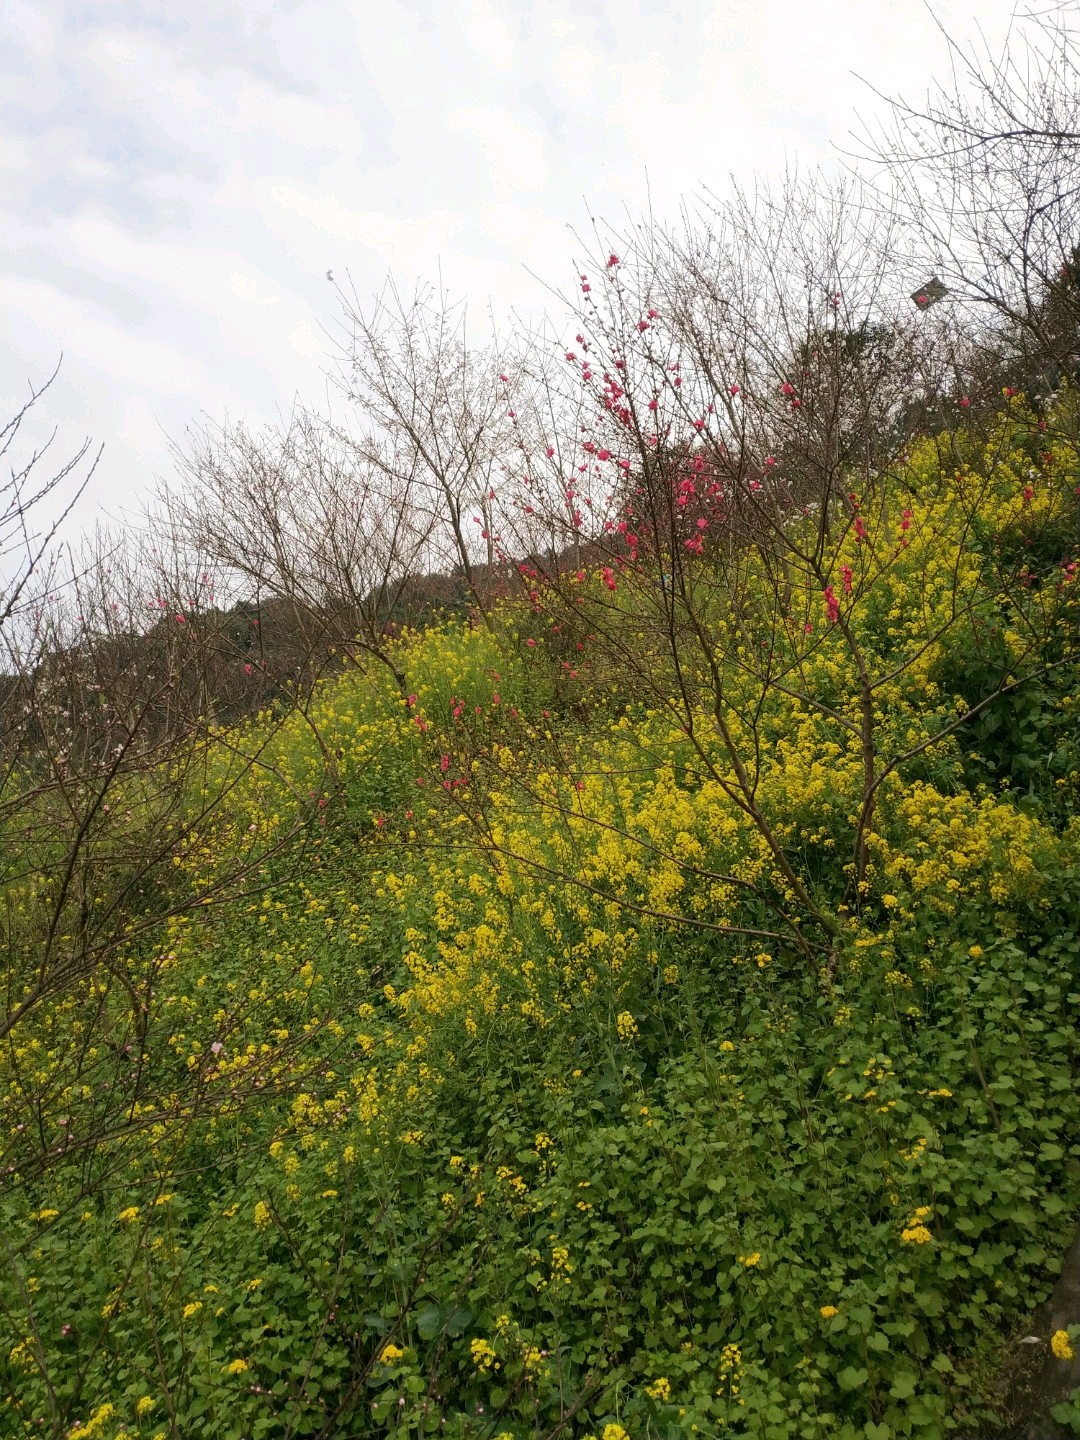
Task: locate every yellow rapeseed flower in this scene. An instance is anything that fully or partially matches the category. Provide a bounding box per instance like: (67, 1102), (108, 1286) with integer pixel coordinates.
(1051, 1329), (1075, 1361)
(470, 1337), (497, 1370)
(900, 1226), (932, 1245)
(67, 1404), (115, 1440)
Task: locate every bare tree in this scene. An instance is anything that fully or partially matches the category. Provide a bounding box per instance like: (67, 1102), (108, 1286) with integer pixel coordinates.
(166, 405), (437, 691)
(0, 392), (332, 1195)
(857, 8), (1080, 394)
(335, 278), (519, 618)
(0, 364), (100, 639)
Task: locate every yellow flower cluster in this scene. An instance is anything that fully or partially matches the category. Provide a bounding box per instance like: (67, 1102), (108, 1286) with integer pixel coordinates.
(717, 1342), (743, 1404)
(66, 1405), (115, 1440)
(900, 1205), (934, 1245)
(470, 1336), (497, 1371)
(1051, 1329), (1075, 1362)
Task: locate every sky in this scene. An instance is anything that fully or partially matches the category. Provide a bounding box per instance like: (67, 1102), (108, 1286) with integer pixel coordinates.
(1, 0), (1016, 532)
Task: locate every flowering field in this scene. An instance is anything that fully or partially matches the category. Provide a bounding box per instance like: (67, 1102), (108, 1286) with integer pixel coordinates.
(3, 398), (1080, 1440)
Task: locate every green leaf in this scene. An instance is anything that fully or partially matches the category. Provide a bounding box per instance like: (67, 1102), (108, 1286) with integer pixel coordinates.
(443, 1302), (474, 1337)
(839, 1366), (868, 1391)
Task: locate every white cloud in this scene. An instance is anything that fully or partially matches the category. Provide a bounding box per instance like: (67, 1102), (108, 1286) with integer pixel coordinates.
(268, 184), (465, 271)
(0, 0), (1019, 527)
(464, 0), (516, 72)
(230, 271), (280, 307)
(1, 275), (213, 400)
(446, 107), (549, 194)
(290, 320), (325, 358)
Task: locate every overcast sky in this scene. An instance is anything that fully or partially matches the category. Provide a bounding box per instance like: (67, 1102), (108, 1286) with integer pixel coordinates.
(2, 0), (1014, 529)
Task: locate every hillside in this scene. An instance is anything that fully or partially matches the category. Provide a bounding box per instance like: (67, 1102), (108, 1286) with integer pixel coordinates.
(3, 397), (1080, 1439)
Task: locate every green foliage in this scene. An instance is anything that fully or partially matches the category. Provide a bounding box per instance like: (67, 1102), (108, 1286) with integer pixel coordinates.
(3, 407), (1080, 1440)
